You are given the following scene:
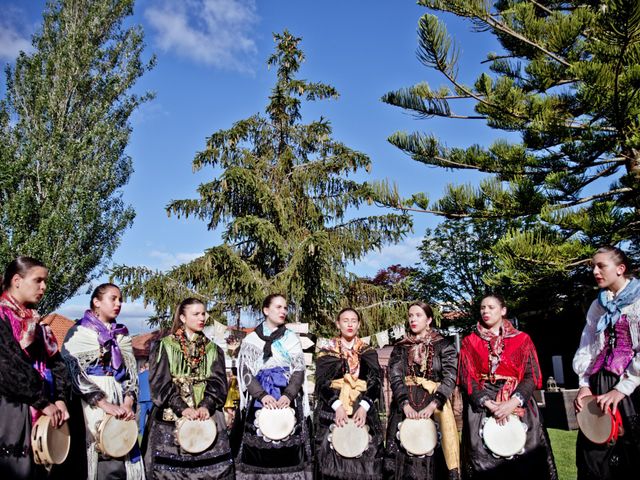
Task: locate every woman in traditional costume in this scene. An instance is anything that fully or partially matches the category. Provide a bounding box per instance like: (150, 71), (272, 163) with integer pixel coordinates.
(143, 297), (234, 479)
(62, 283), (144, 479)
(458, 294), (557, 480)
(573, 246), (640, 479)
(314, 307), (383, 479)
(234, 293), (312, 479)
(0, 256), (70, 479)
(384, 301), (460, 480)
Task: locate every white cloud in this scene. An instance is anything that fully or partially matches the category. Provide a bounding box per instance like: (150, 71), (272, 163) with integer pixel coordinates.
(0, 9), (33, 61)
(149, 250), (203, 269)
(356, 236), (422, 273)
(145, 0), (258, 71)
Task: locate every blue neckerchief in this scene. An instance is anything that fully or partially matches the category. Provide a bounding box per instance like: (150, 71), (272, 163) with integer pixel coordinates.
(597, 277), (640, 333)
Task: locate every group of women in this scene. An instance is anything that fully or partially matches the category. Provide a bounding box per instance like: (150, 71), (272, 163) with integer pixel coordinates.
(0, 244), (638, 479)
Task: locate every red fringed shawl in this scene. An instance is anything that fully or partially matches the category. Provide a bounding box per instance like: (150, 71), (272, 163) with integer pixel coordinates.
(458, 324), (542, 399)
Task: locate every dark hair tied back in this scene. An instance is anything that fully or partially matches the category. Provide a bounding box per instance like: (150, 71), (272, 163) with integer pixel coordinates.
(90, 283), (120, 310)
(409, 301), (434, 319)
(336, 307), (361, 323)
(2, 256), (47, 292)
(171, 297), (206, 334)
(595, 245), (634, 277)
(262, 293), (286, 311)
(481, 293), (507, 308)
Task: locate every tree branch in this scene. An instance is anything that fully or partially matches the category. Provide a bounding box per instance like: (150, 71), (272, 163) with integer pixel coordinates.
(482, 12), (571, 67)
(529, 0), (553, 16)
(553, 187), (633, 209)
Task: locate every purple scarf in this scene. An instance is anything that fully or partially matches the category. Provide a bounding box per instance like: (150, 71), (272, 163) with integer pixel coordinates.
(79, 310), (128, 371)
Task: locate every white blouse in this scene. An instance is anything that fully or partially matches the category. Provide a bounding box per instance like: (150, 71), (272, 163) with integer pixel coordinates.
(572, 295), (640, 396)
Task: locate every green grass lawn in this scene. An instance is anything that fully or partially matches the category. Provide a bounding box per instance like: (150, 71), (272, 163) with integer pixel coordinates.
(547, 428), (578, 480)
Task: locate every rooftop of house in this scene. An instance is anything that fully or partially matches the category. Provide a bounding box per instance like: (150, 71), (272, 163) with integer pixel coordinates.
(40, 313), (75, 349)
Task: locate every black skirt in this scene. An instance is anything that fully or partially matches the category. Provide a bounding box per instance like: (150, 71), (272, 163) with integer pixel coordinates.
(313, 408), (383, 480)
(144, 408), (234, 480)
(0, 395), (47, 480)
(233, 393), (312, 479)
(576, 369), (640, 480)
(460, 389), (557, 480)
(384, 399), (442, 480)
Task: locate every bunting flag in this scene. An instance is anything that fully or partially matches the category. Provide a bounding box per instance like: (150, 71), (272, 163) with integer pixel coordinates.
(213, 320), (228, 342)
(286, 323), (309, 334)
(375, 330), (389, 348)
(206, 320), (408, 358)
(388, 324), (406, 344)
(299, 336), (315, 350)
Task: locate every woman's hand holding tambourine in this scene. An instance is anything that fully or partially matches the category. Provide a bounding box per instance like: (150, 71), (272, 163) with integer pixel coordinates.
(97, 399), (127, 419)
(276, 395), (291, 409)
(196, 406), (210, 420)
(491, 397), (520, 425)
(574, 386), (592, 413)
(181, 407), (199, 420)
(121, 395), (136, 421)
(403, 403), (420, 419)
(352, 406), (367, 427)
(261, 394), (278, 409)
(418, 401), (438, 420)
(596, 389), (625, 415)
(54, 400), (70, 425)
(484, 398), (519, 425)
(334, 405), (348, 427)
(42, 403), (63, 428)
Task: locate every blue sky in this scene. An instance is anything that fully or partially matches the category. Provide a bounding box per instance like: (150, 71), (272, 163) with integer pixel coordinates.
(0, 0), (503, 332)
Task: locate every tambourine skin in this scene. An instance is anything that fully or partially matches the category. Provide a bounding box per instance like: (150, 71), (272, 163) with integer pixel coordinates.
(397, 418), (438, 457)
(31, 416), (71, 465)
(254, 407), (296, 441)
(480, 415), (527, 458)
(328, 419), (370, 458)
(174, 417), (217, 454)
(96, 415), (138, 458)
(576, 395), (622, 445)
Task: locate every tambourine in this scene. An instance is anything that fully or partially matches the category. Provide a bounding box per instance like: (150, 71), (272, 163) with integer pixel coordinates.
(397, 418), (438, 457)
(95, 415), (138, 458)
(328, 419), (370, 458)
(480, 415), (527, 458)
(174, 417), (217, 454)
(576, 395), (623, 445)
(31, 415), (70, 465)
(254, 407), (295, 442)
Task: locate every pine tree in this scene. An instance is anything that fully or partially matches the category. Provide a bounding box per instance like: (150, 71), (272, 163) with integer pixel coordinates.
(380, 0), (640, 290)
(113, 31), (411, 329)
(0, 0), (154, 312)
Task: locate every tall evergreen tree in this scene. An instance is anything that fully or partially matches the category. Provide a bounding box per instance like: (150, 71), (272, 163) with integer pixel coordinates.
(379, 0), (640, 292)
(113, 31), (411, 329)
(0, 0), (154, 312)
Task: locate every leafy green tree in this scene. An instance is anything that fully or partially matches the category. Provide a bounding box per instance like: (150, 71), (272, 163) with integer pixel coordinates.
(413, 218), (506, 324)
(331, 265), (419, 338)
(0, 0), (154, 312)
(113, 31), (411, 329)
(380, 0), (640, 291)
